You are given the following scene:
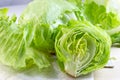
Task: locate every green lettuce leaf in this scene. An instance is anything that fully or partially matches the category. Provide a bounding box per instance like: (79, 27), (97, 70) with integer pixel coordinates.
(84, 0), (108, 6)
(0, 8), (50, 70)
(67, 0), (120, 44)
(84, 0), (120, 15)
(19, 0), (79, 53)
(83, 1), (120, 44)
(83, 2), (120, 30)
(55, 20), (111, 77)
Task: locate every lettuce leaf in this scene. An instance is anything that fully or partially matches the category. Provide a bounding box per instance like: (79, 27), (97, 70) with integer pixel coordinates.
(83, 2), (120, 30)
(19, 0), (79, 53)
(0, 8), (50, 70)
(67, 0), (120, 44)
(83, 1), (120, 44)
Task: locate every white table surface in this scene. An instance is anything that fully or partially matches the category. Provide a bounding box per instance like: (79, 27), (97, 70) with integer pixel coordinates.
(94, 47), (120, 80)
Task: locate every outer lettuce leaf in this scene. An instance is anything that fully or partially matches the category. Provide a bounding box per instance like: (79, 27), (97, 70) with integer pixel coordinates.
(66, 0), (83, 8)
(85, 0), (120, 15)
(55, 20), (111, 77)
(19, 0), (79, 53)
(86, 0), (120, 44)
(67, 0), (120, 44)
(0, 8), (50, 70)
(83, 2), (120, 30)
(84, 0), (109, 6)
(83, 1), (120, 44)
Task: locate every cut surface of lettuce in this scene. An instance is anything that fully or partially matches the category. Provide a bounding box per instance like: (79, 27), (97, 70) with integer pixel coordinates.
(55, 20), (111, 77)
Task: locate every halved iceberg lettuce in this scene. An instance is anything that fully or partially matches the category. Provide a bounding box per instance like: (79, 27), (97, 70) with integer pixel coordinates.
(55, 20), (111, 77)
